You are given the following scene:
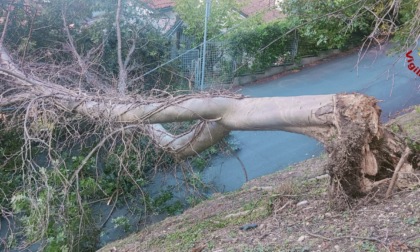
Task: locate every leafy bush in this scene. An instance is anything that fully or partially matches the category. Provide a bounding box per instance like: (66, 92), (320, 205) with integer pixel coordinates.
(229, 21), (296, 74)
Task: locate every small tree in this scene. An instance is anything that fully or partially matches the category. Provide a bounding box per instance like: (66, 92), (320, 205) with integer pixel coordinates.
(281, 0), (419, 53)
(174, 0), (243, 42)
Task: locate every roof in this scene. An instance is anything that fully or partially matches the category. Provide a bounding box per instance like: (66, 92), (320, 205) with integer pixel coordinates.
(142, 0), (175, 9)
(142, 0), (284, 22)
(239, 0), (285, 22)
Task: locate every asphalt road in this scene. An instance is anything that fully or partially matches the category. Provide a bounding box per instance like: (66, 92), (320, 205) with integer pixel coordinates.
(202, 46), (420, 192)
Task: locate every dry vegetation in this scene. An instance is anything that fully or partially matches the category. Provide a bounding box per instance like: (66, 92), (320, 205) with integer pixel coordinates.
(99, 108), (420, 252)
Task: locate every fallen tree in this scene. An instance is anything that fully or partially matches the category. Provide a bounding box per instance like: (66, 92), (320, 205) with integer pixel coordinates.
(2, 1), (420, 251)
(1, 40), (419, 197)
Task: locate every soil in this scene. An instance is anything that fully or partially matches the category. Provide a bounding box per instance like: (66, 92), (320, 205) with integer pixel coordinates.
(98, 108), (420, 252)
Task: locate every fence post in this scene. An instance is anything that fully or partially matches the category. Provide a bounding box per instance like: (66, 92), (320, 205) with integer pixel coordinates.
(200, 0), (211, 90)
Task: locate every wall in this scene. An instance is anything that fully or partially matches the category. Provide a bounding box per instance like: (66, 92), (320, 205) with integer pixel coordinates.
(231, 49), (342, 86)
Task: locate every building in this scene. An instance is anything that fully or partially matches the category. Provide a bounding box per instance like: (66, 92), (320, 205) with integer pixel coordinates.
(238, 0), (285, 22)
(141, 0), (285, 33)
(140, 0), (179, 35)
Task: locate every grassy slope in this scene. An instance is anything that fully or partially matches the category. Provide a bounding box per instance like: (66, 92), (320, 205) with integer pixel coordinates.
(99, 108), (420, 252)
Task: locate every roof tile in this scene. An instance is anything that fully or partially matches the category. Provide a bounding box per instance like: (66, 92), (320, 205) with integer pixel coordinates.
(144, 0), (175, 9)
(142, 0), (284, 22)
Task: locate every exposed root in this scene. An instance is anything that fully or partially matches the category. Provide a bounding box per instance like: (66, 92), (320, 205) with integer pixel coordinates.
(386, 147), (412, 198)
(326, 94), (381, 197)
(326, 94), (417, 200)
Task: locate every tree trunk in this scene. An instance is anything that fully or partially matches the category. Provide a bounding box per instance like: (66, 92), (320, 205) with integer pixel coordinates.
(70, 92), (416, 196)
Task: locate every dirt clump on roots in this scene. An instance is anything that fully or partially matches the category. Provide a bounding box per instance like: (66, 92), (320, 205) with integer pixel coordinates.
(327, 121), (367, 194)
(325, 94), (381, 201)
(98, 108), (420, 252)
(325, 95), (418, 204)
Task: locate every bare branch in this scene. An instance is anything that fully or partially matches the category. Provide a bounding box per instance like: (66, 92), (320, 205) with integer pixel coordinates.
(116, 0), (126, 94)
(385, 147), (411, 198)
(124, 37), (136, 69)
(62, 6), (87, 76)
(0, 3), (12, 46)
(20, 11), (36, 67)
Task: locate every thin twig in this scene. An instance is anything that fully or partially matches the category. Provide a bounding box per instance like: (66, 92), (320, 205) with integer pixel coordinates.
(100, 191), (119, 229)
(116, 0), (127, 94)
(303, 222), (386, 244)
(386, 147), (411, 199)
(274, 200), (292, 215)
(67, 125), (139, 188)
(0, 3), (12, 46)
(222, 139), (248, 182)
